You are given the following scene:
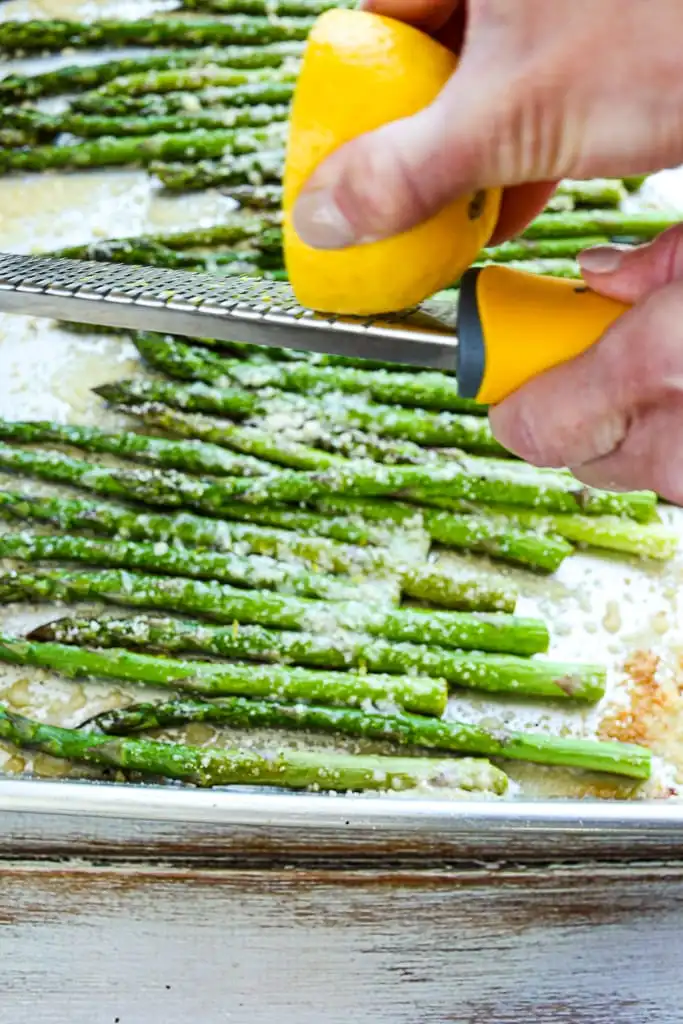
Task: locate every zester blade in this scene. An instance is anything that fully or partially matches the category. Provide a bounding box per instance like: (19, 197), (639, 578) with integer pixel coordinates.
(0, 252), (459, 371)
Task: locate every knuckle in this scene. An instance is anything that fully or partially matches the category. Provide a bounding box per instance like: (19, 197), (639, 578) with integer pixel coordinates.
(490, 398), (564, 466)
(333, 132), (432, 237)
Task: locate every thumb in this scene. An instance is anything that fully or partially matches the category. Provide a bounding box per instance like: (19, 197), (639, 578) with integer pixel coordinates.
(291, 51), (522, 250)
(579, 225), (683, 303)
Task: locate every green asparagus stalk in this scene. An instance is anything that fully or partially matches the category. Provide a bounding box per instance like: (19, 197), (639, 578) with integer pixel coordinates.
(62, 319), (423, 372)
(131, 399), (457, 478)
(0, 526), (513, 612)
(0, 439), (656, 521)
(479, 235), (609, 263)
(0, 634), (448, 716)
(180, 0), (352, 13)
(1, 704), (504, 793)
(0, 482), (415, 554)
(131, 331), (485, 413)
(73, 82), (295, 116)
(312, 496), (572, 572)
(289, 423), (446, 466)
(474, 258), (582, 280)
(622, 175), (648, 192)
(475, 258), (581, 279)
(0, 128), (36, 147)
(125, 402), (340, 471)
(0, 533), (398, 605)
(0, 125), (286, 174)
(35, 606), (549, 660)
(524, 209), (682, 240)
(0, 419), (269, 477)
(0, 491), (403, 576)
(0, 104), (290, 140)
(152, 152), (284, 191)
(27, 610), (604, 701)
(222, 184), (283, 208)
(89, 695), (651, 780)
(0, 43), (304, 100)
(92, 65), (296, 96)
(474, 503), (679, 561)
(0, 564), (521, 647)
(97, 378), (503, 455)
(544, 195), (575, 213)
(556, 179), (628, 207)
(0, 18), (316, 54)
(52, 214), (280, 257)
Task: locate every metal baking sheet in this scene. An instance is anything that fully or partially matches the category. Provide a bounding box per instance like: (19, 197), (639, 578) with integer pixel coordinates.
(2, 0), (683, 854)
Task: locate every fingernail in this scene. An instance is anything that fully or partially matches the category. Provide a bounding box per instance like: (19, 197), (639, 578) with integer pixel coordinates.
(292, 188), (359, 250)
(578, 246), (626, 275)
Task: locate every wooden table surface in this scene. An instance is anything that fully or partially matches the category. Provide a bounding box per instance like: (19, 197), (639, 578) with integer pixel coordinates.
(2, 854), (682, 1024)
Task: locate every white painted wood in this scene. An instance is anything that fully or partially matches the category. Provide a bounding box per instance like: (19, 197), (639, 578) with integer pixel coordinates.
(1, 862), (682, 1024)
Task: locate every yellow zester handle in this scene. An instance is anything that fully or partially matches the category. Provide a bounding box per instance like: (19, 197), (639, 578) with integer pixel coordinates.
(456, 265), (631, 405)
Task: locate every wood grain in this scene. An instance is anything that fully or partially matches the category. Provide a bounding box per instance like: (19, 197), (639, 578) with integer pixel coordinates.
(1, 861), (681, 1024)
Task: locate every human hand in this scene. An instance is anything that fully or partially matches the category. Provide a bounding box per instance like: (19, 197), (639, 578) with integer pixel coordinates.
(488, 230), (683, 503)
(292, 0), (683, 249)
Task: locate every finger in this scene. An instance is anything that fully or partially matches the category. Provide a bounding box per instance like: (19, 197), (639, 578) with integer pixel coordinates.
(360, 0), (459, 34)
(488, 182), (559, 245)
(571, 403), (683, 505)
(579, 224), (683, 303)
(489, 281), (683, 469)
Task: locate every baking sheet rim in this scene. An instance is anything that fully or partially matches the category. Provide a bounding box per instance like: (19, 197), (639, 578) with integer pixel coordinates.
(3, 776), (683, 833)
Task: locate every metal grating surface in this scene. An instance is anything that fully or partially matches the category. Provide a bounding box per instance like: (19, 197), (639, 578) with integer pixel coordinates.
(0, 251), (459, 369)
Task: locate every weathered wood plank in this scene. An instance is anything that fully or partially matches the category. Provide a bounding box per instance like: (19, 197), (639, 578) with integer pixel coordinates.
(1, 862), (682, 1023)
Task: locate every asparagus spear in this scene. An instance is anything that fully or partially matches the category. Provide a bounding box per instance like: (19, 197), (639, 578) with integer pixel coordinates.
(73, 82), (295, 115)
(622, 175), (648, 192)
(90, 695), (651, 780)
(138, 400), (575, 571)
(0, 128), (36, 147)
(52, 228), (278, 270)
(556, 179), (627, 207)
(125, 402), (340, 471)
(0, 437), (656, 522)
(180, 0), (351, 12)
(312, 496), (572, 572)
(0, 420), (269, 477)
(0, 533), (397, 605)
(0, 18), (316, 54)
(544, 195), (575, 213)
(97, 378), (503, 455)
(62, 319), (422, 372)
(53, 216), (281, 256)
(0, 43), (304, 101)
(0, 491), (400, 576)
(0, 481), (414, 553)
(152, 152), (284, 190)
(0, 634), (448, 716)
(288, 422), (447, 466)
(475, 504), (679, 561)
(36, 607), (550, 660)
(523, 209), (682, 240)
(222, 184), (283, 208)
(0, 125), (286, 174)
(27, 609), (604, 701)
(0, 104), (290, 140)
(131, 332), (485, 414)
(92, 65), (297, 97)
(475, 258), (582, 280)
(1, 704), (504, 793)
(479, 235), (609, 263)
(0, 563), (518, 647)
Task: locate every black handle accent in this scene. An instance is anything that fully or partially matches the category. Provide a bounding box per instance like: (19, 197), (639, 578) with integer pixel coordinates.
(455, 267), (486, 399)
